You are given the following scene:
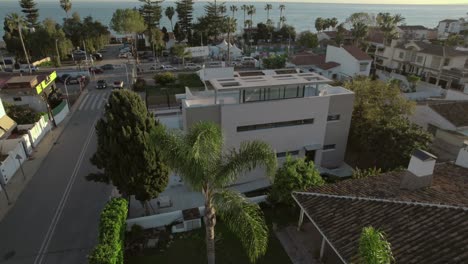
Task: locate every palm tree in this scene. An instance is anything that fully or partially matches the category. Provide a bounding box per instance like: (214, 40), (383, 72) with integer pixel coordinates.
(265, 4), (272, 21)
(153, 122), (277, 264)
(229, 5), (238, 19)
(280, 16), (287, 27)
(279, 4), (286, 28)
(165, 6), (175, 31)
(335, 22), (346, 45)
(315, 17), (324, 32)
(330, 17), (338, 30)
(225, 17), (237, 63)
(59, 0), (72, 18)
(241, 4), (248, 28)
(247, 5), (256, 28)
(5, 13), (31, 73)
(359, 226), (394, 264)
(377, 12), (405, 45)
(352, 21), (368, 47)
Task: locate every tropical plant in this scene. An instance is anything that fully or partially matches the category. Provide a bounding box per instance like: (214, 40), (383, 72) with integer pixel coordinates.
(4, 13), (31, 72)
(262, 54), (286, 69)
(315, 17), (324, 32)
(224, 17), (237, 63)
(229, 5), (238, 19)
(247, 5), (256, 28)
(335, 23), (346, 45)
(152, 121), (277, 264)
(171, 43), (191, 65)
(376, 13), (405, 45)
(359, 226), (394, 264)
(154, 71), (176, 86)
(59, 0), (72, 18)
(270, 156), (325, 205)
(406, 74), (420, 92)
(352, 21), (368, 47)
(352, 167), (382, 179)
(87, 90), (169, 215)
(165, 6), (175, 30)
(265, 4), (272, 21)
(62, 13), (110, 53)
(330, 17), (338, 30)
(241, 4), (248, 28)
(347, 12), (373, 26)
(88, 198), (128, 264)
(279, 4), (286, 28)
(19, 0), (39, 28)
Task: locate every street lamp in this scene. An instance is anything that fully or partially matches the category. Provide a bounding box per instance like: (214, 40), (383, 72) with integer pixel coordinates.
(63, 75), (71, 109)
(15, 154), (25, 181)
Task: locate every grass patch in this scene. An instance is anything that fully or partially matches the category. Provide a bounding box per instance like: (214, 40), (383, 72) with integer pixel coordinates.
(126, 205), (293, 264)
(178, 73), (205, 88)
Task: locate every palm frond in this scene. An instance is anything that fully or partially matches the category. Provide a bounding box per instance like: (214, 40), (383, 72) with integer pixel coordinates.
(213, 190), (268, 263)
(217, 141), (277, 187)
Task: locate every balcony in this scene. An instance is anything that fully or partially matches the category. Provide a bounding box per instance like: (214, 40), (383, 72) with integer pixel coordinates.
(441, 68), (468, 78)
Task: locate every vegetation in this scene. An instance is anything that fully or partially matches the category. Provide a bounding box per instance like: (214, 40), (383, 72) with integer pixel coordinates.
(406, 74), (420, 92)
(175, 0), (194, 41)
(262, 54), (286, 69)
(352, 167), (382, 179)
(165, 6), (175, 31)
(59, 0), (72, 18)
(139, 0), (163, 29)
(5, 103), (42, 124)
(110, 9), (146, 36)
(376, 13), (405, 45)
(132, 78), (147, 92)
(152, 122), (277, 264)
(296, 31), (318, 49)
(62, 13), (110, 53)
(88, 198), (128, 264)
(359, 226), (394, 264)
(154, 72), (176, 86)
(171, 44), (191, 64)
(19, 0), (39, 28)
(87, 90), (169, 215)
(345, 78), (432, 170)
(270, 156), (325, 205)
(351, 21), (368, 47)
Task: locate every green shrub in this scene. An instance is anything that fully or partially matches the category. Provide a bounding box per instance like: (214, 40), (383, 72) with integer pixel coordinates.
(352, 167), (382, 179)
(132, 78), (146, 92)
(154, 72), (176, 86)
(5, 103), (43, 124)
(88, 198), (128, 264)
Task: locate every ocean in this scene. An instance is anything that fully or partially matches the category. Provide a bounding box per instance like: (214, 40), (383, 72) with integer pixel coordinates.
(1, 1), (468, 38)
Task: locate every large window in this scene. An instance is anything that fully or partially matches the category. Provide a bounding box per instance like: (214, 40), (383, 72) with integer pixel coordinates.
(398, 52), (404, 59)
(323, 144), (336, 151)
(276, 150), (300, 158)
(327, 114), (340, 121)
(242, 86), (305, 103)
(359, 63), (369, 72)
(237, 118), (314, 132)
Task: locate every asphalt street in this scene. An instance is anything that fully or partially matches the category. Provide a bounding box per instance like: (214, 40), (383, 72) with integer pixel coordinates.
(0, 79), (118, 263)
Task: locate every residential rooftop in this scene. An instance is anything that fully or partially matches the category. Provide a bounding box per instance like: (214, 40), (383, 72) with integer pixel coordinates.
(428, 101), (468, 127)
(396, 40), (468, 57)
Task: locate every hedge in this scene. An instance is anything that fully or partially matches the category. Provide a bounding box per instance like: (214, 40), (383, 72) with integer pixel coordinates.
(88, 198), (128, 264)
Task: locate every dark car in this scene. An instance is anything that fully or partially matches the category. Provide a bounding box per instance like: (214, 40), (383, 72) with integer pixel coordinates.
(92, 53), (103, 61)
(89, 67), (104, 74)
(56, 74), (71, 83)
(96, 80), (107, 89)
(101, 64), (115, 70)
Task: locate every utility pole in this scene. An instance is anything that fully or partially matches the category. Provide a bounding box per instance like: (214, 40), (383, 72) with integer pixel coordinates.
(55, 39), (61, 66)
(18, 24), (32, 74)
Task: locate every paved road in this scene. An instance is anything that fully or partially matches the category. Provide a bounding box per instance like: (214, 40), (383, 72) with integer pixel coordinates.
(0, 87), (114, 264)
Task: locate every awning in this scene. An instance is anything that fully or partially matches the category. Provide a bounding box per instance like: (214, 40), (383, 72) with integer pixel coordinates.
(304, 144), (322, 151)
(0, 115), (17, 138)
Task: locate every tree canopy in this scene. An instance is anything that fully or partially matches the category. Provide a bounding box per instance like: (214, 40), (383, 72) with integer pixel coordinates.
(296, 31), (318, 49)
(88, 90), (169, 212)
(262, 54), (286, 69)
(270, 156), (325, 205)
(110, 9), (146, 35)
(19, 0), (39, 28)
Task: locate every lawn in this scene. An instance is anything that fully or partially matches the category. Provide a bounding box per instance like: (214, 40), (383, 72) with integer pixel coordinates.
(126, 205), (296, 264)
(146, 73), (205, 97)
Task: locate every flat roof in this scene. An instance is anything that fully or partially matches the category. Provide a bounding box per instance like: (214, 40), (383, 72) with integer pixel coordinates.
(6, 75), (37, 84)
(210, 72), (333, 91)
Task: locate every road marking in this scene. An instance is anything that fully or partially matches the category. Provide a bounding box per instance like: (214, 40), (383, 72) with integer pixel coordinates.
(90, 94), (100, 110)
(33, 116), (99, 264)
(78, 94), (90, 111)
(97, 92), (109, 110)
(81, 94), (95, 110)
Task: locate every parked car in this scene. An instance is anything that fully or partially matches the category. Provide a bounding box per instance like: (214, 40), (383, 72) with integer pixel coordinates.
(67, 77), (80, 85)
(112, 81), (124, 89)
(185, 63), (201, 70)
(96, 80), (108, 89)
(160, 65), (177, 71)
(92, 53), (103, 61)
(101, 64), (115, 70)
(89, 67), (104, 74)
(14, 65), (39, 73)
(57, 74), (71, 83)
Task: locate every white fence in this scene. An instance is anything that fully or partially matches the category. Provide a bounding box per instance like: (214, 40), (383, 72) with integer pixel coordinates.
(126, 195), (267, 231)
(17, 116), (51, 148)
(3, 134), (32, 156)
(52, 102), (69, 125)
(0, 142), (27, 185)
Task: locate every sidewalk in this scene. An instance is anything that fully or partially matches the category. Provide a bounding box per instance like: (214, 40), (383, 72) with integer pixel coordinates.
(0, 88), (89, 222)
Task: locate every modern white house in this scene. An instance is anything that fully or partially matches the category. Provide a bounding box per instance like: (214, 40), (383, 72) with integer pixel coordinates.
(177, 71), (355, 191)
(437, 18), (468, 39)
(375, 40), (468, 90)
(325, 45), (372, 78)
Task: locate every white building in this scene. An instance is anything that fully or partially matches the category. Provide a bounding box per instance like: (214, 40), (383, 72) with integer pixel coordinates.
(325, 45), (372, 78)
(290, 53), (341, 79)
(179, 71), (355, 191)
(437, 18), (468, 39)
(375, 40), (468, 89)
(397, 25), (432, 40)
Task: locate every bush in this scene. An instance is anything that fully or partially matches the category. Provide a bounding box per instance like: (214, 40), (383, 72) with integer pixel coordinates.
(352, 167), (382, 179)
(154, 72), (176, 86)
(88, 198), (128, 264)
(5, 103), (43, 124)
(133, 78), (146, 92)
(262, 54), (286, 69)
(270, 156), (325, 205)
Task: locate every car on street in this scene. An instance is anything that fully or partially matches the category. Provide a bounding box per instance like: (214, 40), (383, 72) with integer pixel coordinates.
(101, 64), (115, 70)
(57, 74), (71, 83)
(89, 67), (104, 74)
(184, 63), (201, 70)
(96, 80), (108, 89)
(160, 65), (177, 71)
(112, 81), (124, 89)
(13, 64), (39, 73)
(92, 53), (103, 61)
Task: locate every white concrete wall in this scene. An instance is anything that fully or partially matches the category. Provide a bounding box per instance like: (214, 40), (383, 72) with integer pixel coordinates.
(17, 116), (51, 148)
(4, 134), (32, 156)
(199, 67), (234, 81)
(53, 103), (69, 125)
(455, 145), (468, 168)
(1, 95), (47, 113)
(0, 99), (6, 118)
(445, 89), (468, 100)
(407, 155), (436, 177)
(409, 104), (456, 131)
(436, 129), (466, 147)
(0, 142), (27, 185)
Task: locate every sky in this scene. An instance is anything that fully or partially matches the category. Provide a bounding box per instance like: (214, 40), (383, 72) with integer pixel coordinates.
(7, 0), (468, 4)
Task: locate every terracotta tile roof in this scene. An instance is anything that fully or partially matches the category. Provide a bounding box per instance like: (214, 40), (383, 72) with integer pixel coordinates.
(429, 101), (468, 127)
(318, 61), (340, 70)
(396, 41), (468, 57)
(306, 163), (468, 207)
(293, 192), (468, 264)
(342, 45), (372, 61)
(398, 25), (428, 31)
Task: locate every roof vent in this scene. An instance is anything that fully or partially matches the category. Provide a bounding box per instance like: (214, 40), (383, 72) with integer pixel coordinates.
(455, 141), (468, 169)
(400, 149), (437, 190)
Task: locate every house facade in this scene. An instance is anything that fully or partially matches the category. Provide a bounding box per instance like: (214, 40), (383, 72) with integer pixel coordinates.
(437, 18), (468, 39)
(179, 71), (354, 189)
(397, 25), (433, 40)
(290, 53), (341, 79)
(375, 40), (468, 89)
(325, 45), (372, 78)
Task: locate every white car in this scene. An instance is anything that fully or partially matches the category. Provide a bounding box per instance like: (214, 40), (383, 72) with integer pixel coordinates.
(112, 81), (124, 89)
(184, 63), (201, 70)
(118, 52), (131, 59)
(161, 65), (177, 71)
(13, 65), (39, 73)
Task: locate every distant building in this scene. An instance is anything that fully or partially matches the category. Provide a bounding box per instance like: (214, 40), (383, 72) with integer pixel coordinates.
(437, 18), (468, 39)
(290, 53), (341, 79)
(325, 45), (372, 78)
(397, 25), (434, 40)
(179, 71), (355, 191)
(317, 30), (353, 46)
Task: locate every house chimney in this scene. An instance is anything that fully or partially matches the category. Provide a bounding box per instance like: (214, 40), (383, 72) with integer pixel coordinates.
(400, 149), (437, 190)
(455, 141), (468, 168)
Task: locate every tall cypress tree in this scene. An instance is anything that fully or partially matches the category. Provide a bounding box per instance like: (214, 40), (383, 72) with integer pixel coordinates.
(19, 0), (39, 28)
(87, 90), (169, 215)
(175, 0), (194, 40)
(138, 0), (162, 29)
